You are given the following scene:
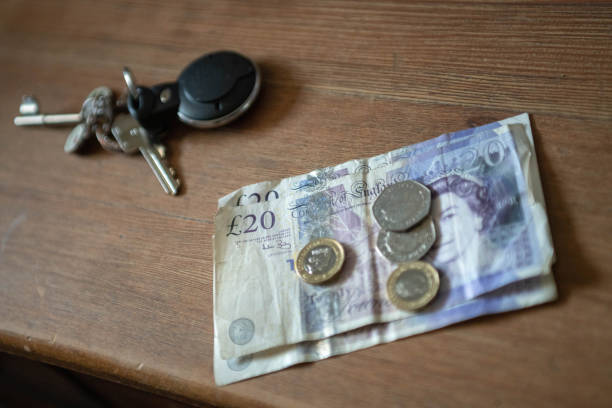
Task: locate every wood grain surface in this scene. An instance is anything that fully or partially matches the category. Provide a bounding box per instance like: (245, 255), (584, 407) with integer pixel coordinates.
(1, 1), (611, 407)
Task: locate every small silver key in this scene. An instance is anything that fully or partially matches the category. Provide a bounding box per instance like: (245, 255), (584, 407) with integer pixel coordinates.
(15, 87), (122, 154)
(111, 113), (180, 195)
(13, 86), (113, 127)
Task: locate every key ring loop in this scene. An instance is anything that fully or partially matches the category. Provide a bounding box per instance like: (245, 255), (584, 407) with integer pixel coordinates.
(122, 67), (139, 100)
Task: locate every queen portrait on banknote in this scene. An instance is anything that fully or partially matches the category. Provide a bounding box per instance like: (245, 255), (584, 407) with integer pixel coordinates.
(426, 173), (500, 291)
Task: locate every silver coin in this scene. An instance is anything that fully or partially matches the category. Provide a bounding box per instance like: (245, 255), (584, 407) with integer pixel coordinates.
(373, 180), (431, 231)
(64, 123), (90, 153)
(376, 216), (436, 263)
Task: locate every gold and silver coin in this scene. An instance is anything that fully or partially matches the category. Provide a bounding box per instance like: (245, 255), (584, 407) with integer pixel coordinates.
(372, 180), (431, 231)
(376, 216), (436, 263)
(295, 237), (345, 284)
(386, 261), (439, 311)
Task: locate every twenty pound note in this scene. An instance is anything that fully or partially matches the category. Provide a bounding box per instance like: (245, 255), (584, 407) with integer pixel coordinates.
(214, 119), (555, 360)
(215, 274), (557, 385)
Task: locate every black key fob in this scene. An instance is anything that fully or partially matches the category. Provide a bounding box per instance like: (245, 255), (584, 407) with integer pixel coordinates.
(126, 82), (180, 136)
(124, 50), (260, 134)
(177, 51), (260, 128)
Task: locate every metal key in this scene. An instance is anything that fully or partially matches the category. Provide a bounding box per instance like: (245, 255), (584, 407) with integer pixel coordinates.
(14, 87), (124, 153)
(111, 113), (180, 195)
(14, 86), (113, 126)
(14, 112), (81, 126)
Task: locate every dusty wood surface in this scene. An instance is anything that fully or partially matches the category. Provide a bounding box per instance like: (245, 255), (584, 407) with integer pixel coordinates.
(1, 1), (611, 407)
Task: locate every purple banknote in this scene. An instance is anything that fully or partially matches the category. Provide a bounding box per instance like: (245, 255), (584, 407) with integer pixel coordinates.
(214, 114), (555, 365)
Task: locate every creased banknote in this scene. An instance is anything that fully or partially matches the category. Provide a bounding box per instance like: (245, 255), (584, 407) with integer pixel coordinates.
(214, 117), (554, 360)
(213, 114), (556, 384)
(214, 274), (556, 385)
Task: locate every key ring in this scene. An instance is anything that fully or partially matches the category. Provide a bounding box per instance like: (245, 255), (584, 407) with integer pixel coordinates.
(122, 67), (139, 100)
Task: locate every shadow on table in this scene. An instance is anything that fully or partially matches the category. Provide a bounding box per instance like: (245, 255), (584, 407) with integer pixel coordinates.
(0, 352), (202, 408)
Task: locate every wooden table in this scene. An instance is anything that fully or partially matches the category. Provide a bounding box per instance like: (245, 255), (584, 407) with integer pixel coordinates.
(1, 1), (611, 406)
